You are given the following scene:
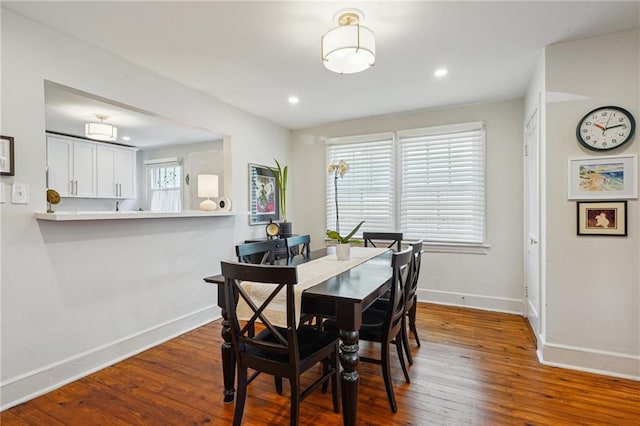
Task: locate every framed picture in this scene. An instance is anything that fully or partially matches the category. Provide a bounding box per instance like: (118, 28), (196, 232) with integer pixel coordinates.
(0, 135), (15, 176)
(248, 163), (280, 225)
(568, 154), (637, 200)
(577, 200), (627, 236)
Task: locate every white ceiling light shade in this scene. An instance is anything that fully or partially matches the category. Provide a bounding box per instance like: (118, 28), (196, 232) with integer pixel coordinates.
(321, 9), (375, 74)
(85, 113), (117, 141)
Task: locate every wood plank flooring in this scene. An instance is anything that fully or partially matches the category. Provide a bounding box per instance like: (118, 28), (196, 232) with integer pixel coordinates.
(2, 303), (639, 425)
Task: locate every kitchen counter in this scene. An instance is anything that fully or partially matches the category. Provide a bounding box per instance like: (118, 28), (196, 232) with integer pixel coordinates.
(34, 210), (248, 221)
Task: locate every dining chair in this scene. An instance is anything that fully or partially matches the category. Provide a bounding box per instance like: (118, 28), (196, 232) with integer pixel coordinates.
(363, 232), (403, 251)
(401, 240), (423, 365)
(235, 239), (282, 264)
(220, 261), (340, 426)
(323, 247), (413, 413)
(284, 234), (311, 259)
(371, 240), (423, 365)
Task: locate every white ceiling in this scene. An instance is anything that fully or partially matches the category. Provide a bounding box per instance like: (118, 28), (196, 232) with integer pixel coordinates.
(5, 1), (640, 146)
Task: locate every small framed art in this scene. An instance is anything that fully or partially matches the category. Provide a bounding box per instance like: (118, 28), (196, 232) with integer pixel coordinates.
(568, 154), (637, 200)
(0, 135), (15, 176)
(248, 163), (280, 225)
(576, 200), (627, 236)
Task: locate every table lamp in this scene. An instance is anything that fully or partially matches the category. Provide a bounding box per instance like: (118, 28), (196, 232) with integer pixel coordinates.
(198, 174), (219, 211)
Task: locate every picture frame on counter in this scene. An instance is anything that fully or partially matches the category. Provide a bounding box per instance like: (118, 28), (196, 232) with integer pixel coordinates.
(248, 163), (281, 225)
(576, 200), (627, 237)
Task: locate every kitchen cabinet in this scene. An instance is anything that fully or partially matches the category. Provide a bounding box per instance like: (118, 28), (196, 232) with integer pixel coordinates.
(97, 145), (137, 198)
(47, 136), (97, 197)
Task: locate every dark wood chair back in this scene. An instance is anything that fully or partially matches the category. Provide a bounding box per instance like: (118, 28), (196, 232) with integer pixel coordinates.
(363, 232), (403, 251)
(406, 240), (423, 311)
(284, 234), (311, 259)
(386, 247), (413, 344)
(235, 239), (280, 264)
(220, 261), (340, 425)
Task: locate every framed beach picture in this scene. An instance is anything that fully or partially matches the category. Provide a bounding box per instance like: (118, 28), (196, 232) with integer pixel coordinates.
(577, 200), (627, 236)
(568, 154), (637, 200)
(0, 135), (15, 176)
(248, 163), (280, 225)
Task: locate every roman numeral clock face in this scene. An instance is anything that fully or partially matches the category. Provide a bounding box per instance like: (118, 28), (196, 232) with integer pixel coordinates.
(576, 106), (636, 151)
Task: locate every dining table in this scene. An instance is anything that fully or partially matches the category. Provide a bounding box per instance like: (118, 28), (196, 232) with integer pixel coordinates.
(204, 246), (393, 426)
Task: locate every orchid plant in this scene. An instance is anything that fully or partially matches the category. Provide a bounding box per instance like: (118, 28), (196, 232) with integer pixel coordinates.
(326, 160), (364, 244)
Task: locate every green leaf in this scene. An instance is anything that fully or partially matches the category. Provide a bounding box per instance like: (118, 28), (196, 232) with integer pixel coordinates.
(343, 220), (365, 242)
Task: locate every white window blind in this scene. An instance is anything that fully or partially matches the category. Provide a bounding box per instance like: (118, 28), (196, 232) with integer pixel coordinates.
(145, 160), (183, 212)
(326, 134), (395, 237)
(399, 122), (485, 244)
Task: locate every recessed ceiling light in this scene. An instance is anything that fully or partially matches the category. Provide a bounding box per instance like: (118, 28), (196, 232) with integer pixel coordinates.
(122, 136), (131, 141)
(434, 68), (448, 78)
(288, 96), (300, 105)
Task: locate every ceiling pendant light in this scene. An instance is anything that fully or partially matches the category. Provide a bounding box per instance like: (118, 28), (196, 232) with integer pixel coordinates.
(321, 8), (375, 75)
(85, 113), (117, 141)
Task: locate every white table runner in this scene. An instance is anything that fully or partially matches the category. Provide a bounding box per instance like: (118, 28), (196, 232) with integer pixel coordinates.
(236, 247), (389, 327)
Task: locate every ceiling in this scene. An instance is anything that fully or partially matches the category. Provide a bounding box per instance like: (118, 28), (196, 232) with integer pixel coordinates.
(5, 1), (640, 146)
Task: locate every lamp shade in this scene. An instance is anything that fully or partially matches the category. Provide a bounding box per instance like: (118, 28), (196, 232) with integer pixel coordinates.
(322, 20), (375, 74)
(85, 122), (118, 141)
(198, 174), (219, 211)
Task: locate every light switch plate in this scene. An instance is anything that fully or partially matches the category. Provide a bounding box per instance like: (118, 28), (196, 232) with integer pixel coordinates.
(11, 183), (29, 204)
(0, 183), (5, 203)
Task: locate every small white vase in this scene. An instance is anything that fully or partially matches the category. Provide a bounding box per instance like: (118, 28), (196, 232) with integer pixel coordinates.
(335, 243), (351, 261)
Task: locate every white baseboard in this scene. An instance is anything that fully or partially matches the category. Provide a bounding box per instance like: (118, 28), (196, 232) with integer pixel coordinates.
(540, 340), (640, 381)
(418, 289), (524, 315)
(1, 305), (222, 411)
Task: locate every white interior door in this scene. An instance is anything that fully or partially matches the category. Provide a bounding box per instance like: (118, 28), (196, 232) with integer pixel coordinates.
(525, 109), (541, 341)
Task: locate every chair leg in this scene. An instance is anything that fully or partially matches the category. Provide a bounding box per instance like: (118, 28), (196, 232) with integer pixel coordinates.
(381, 341), (397, 413)
(395, 333), (411, 384)
(233, 367), (248, 426)
(289, 376), (301, 426)
(401, 314), (413, 365)
(275, 376), (283, 395)
(409, 301), (421, 347)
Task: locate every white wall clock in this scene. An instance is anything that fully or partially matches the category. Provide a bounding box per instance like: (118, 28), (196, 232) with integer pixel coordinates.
(576, 106), (635, 151)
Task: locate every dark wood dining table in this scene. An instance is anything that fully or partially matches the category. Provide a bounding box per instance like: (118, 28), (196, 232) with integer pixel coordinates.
(204, 246), (393, 426)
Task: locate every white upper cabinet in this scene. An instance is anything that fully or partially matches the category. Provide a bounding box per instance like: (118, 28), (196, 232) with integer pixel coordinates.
(47, 136), (97, 197)
(97, 145), (137, 198)
(47, 135), (136, 199)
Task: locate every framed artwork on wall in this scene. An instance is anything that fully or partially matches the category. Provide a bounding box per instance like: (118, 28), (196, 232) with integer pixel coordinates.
(577, 200), (627, 236)
(248, 163), (280, 225)
(0, 135), (15, 176)
(568, 154), (637, 200)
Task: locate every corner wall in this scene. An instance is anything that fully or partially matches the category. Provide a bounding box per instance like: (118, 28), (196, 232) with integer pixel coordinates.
(543, 29), (639, 379)
(0, 10), (291, 408)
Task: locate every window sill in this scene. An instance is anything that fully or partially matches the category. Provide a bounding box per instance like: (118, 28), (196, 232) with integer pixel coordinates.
(323, 238), (489, 255)
(422, 242), (489, 255)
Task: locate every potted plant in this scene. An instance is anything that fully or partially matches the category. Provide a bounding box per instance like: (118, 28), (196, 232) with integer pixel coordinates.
(326, 160), (364, 260)
(268, 159), (291, 236)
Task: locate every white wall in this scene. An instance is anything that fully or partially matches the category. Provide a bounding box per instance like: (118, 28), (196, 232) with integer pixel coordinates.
(542, 29), (639, 378)
(292, 99), (525, 314)
(0, 10), (291, 408)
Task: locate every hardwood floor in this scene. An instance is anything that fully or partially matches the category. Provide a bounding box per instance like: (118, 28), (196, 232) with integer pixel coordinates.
(2, 303), (639, 425)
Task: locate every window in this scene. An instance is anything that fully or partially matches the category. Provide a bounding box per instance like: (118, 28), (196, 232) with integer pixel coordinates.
(326, 133), (395, 236)
(145, 158), (183, 212)
(326, 122), (486, 246)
